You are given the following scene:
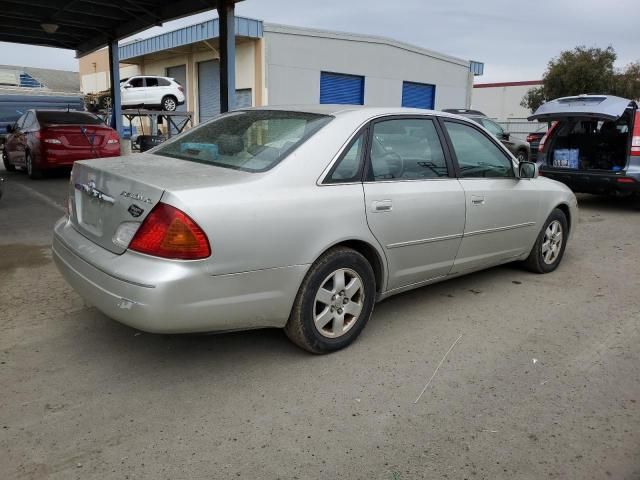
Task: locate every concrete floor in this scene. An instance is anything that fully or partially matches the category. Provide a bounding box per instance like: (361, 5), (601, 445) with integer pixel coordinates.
(1, 167), (639, 480)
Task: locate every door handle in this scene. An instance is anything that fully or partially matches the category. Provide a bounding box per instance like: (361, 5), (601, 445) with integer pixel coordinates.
(471, 196), (485, 206)
(371, 200), (393, 213)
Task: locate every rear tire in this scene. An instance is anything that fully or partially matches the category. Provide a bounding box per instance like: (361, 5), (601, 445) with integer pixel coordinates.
(161, 96), (178, 112)
(285, 247), (376, 354)
(100, 95), (112, 110)
(26, 153), (43, 180)
(523, 208), (568, 273)
(2, 149), (15, 172)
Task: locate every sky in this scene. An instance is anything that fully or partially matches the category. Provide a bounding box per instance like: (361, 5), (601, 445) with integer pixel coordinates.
(0, 0), (638, 82)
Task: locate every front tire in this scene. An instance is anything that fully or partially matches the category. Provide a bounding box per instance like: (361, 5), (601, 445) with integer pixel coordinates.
(285, 247), (376, 354)
(161, 96), (178, 112)
(524, 208), (568, 273)
(2, 149), (15, 171)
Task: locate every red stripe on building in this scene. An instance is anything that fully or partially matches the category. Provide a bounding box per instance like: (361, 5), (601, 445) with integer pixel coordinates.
(474, 80), (543, 88)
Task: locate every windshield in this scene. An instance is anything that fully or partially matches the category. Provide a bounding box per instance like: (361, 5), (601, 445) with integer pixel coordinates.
(154, 110), (333, 172)
(36, 111), (104, 125)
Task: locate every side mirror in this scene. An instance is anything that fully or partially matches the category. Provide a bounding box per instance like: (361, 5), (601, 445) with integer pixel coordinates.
(6, 124), (14, 133)
(123, 84), (132, 89)
(501, 132), (510, 141)
(518, 161), (538, 179)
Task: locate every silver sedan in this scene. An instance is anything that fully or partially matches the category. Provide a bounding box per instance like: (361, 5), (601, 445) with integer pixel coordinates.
(53, 106), (577, 353)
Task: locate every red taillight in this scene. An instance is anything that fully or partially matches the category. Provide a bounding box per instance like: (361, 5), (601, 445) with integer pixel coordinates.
(178, 85), (184, 93)
(106, 130), (120, 145)
(631, 112), (640, 156)
(538, 122), (558, 153)
(617, 177), (636, 183)
(129, 203), (211, 260)
(526, 134), (537, 143)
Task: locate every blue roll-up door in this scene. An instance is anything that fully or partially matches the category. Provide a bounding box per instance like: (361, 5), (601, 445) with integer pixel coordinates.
(320, 72), (364, 105)
(402, 81), (436, 109)
(166, 64), (187, 134)
(198, 60), (221, 123)
(234, 89), (252, 109)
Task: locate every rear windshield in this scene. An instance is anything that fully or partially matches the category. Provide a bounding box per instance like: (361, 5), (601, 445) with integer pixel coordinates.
(36, 111), (104, 125)
(154, 110), (332, 172)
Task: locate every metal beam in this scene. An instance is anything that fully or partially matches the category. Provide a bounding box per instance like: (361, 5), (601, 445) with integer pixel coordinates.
(108, 39), (123, 138)
(217, 0), (235, 113)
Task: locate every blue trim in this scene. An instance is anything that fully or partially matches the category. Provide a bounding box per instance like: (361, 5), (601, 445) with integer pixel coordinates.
(401, 81), (435, 109)
(119, 16), (263, 61)
(470, 61), (484, 76)
(320, 72), (364, 105)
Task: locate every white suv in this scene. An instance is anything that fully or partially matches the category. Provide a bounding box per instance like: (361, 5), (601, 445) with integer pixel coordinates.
(98, 76), (185, 111)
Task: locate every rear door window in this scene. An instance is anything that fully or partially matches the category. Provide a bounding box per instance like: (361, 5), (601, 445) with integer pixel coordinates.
(367, 118), (449, 180)
(444, 121), (514, 178)
(145, 77), (159, 88)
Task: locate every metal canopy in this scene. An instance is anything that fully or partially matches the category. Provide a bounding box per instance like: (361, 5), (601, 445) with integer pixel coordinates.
(0, 0), (241, 57)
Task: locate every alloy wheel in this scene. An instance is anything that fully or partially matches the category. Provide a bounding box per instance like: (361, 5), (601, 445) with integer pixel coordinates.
(313, 268), (364, 338)
(26, 155), (32, 176)
(542, 220), (563, 265)
(164, 98), (176, 111)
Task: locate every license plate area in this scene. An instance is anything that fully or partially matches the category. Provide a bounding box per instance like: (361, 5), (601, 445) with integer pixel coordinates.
(76, 191), (106, 236)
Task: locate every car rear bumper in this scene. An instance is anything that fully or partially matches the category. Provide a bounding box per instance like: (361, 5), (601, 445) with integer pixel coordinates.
(52, 217), (308, 333)
(540, 168), (640, 194)
(43, 149), (121, 168)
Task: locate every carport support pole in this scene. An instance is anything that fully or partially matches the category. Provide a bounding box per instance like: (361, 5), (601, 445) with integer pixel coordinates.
(108, 39), (123, 137)
(217, 0), (236, 113)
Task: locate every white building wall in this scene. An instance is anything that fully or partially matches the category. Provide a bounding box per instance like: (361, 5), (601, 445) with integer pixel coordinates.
(81, 65), (141, 94)
(472, 83), (542, 121)
(264, 25), (472, 109)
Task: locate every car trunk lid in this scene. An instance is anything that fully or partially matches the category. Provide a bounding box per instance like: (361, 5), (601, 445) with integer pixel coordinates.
(68, 153), (256, 254)
(528, 95), (636, 122)
(43, 125), (114, 148)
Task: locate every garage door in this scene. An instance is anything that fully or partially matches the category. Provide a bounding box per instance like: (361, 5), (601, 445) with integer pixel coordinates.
(234, 89), (252, 109)
(166, 64), (187, 134)
(198, 60), (221, 123)
(401, 81), (436, 110)
(320, 72), (364, 105)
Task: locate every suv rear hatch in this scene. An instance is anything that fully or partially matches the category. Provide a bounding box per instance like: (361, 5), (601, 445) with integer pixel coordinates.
(68, 153), (254, 254)
(529, 95), (639, 176)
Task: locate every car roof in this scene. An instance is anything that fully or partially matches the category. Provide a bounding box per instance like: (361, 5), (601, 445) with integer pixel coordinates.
(240, 104), (472, 122)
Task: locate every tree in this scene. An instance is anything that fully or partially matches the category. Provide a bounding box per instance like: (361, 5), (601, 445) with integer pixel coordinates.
(521, 46), (640, 113)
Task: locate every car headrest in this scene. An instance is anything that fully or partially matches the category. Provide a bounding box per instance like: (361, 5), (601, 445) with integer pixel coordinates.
(217, 134), (244, 155)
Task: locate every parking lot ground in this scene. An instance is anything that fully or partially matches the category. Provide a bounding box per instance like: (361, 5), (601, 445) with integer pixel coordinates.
(1, 167), (639, 480)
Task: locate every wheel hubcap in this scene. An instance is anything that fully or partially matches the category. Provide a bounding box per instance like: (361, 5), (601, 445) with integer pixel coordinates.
(26, 156), (32, 174)
(542, 220), (563, 265)
(165, 99), (176, 110)
(313, 268), (364, 338)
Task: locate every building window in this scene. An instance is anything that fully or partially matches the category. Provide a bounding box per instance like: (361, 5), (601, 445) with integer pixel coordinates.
(401, 81), (436, 110)
(320, 72), (364, 105)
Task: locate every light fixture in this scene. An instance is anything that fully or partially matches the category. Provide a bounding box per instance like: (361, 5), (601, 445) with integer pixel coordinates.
(41, 23), (59, 34)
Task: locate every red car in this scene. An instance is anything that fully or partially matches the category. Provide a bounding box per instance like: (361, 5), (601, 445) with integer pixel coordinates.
(3, 110), (120, 179)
